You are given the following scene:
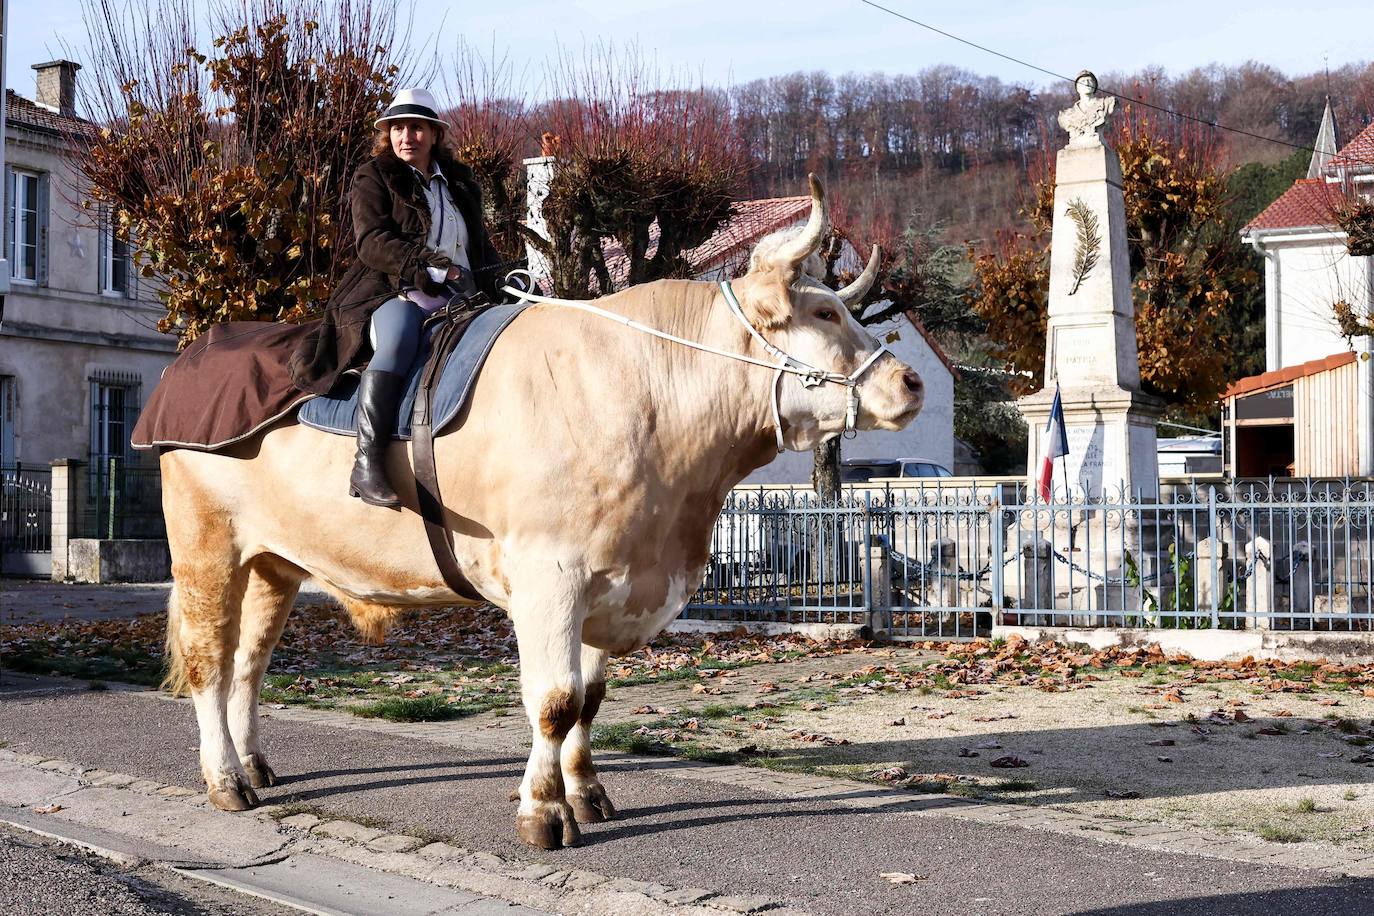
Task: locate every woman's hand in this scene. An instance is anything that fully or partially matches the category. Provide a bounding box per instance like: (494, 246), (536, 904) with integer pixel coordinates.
(445, 266), (467, 282)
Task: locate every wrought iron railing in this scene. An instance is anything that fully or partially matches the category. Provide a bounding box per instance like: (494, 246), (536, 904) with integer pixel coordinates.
(74, 458), (166, 540)
(682, 478), (1374, 637)
(1, 465), (53, 554)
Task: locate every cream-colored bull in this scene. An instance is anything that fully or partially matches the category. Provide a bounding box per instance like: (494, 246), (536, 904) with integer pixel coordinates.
(160, 177), (924, 849)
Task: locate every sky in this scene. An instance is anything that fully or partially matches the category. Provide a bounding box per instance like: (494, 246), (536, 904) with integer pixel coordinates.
(6, 0), (1373, 105)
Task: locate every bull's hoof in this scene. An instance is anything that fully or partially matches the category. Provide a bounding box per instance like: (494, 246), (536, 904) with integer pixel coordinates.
(516, 802), (581, 850)
(569, 784), (617, 823)
(208, 780), (260, 812)
(242, 754), (278, 789)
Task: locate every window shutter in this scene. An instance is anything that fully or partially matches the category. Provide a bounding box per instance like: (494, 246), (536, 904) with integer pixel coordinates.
(36, 174), (50, 287)
(4, 168), (13, 273)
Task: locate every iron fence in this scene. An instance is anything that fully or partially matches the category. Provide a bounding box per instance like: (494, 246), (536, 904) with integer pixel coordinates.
(1, 465), (52, 554)
(74, 458), (166, 540)
(682, 479), (1374, 637)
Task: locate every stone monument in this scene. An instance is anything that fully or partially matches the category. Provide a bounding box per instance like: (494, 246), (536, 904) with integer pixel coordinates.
(1019, 70), (1163, 501)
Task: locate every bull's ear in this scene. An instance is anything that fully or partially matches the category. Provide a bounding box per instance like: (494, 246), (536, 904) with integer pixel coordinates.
(731, 273), (793, 331)
(748, 174), (828, 285)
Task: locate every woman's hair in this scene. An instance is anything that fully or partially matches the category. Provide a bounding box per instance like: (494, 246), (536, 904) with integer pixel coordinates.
(371, 121), (455, 161)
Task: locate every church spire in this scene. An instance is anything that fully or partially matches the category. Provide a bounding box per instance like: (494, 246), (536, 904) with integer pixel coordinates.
(1307, 97), (1338, 179)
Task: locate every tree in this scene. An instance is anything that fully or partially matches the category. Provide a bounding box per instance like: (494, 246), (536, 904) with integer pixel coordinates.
(525, 48), (752, 299)
(79, 0), (404, 345)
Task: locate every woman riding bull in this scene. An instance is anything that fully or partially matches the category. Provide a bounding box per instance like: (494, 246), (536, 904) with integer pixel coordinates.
(289, 88), (503, 508)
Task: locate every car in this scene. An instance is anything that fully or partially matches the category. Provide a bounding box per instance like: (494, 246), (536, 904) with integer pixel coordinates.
(839, 459), (953, 482)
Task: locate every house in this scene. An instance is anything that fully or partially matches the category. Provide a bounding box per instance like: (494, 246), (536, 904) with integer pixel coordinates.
(520, 155), (958, 485)
(1, 61), (174, 470)
(1, 61), (175, 575)
(1233, 102), (1374, 476)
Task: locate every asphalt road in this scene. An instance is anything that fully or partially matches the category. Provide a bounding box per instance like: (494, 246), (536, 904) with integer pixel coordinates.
(4, 686), (1374, 916)
(0, 824), (293, 916)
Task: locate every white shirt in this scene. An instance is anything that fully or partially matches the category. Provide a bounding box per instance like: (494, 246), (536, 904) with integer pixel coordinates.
(410, 161), (470, 279)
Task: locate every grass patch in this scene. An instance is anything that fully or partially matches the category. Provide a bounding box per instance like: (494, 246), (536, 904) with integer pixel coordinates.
(1295, 797), (1318, 814)
(590, 722), (675, 756)
(85, 680), (109, 691)
(3, 646), (164, 687)
(989, 778), (1037, 792)
(699, 703), (752, 720)
(351, 695), (477, 723)
(1331, 718), (1362, 735)
(1258, 823), (1305, 843)
(1344, 790), (1359, 802)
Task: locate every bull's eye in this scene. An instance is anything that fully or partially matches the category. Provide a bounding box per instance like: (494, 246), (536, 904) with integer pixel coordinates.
(815, 309), (838, 322)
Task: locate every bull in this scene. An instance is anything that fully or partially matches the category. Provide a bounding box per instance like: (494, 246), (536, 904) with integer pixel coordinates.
(159, 176), (924, 848)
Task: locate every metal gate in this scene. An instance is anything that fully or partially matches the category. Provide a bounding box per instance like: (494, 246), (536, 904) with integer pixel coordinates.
(1, 465), (52, 577)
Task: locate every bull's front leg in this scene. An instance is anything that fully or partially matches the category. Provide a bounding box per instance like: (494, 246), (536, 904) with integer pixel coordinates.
(561, 645), (616, 823)
(511, 593), (584, 849)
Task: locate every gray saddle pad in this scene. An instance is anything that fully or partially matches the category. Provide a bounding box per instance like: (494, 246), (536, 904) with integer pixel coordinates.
(298, 304), (527, 439)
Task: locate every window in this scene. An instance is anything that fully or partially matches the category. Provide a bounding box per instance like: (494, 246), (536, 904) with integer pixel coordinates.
(89, 372), (140, 468)
(6, 167), (47, 284)
(99, 207), (133, 296)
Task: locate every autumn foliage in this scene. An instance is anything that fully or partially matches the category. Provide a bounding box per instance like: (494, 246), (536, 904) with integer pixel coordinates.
(78, 0), (401, 345)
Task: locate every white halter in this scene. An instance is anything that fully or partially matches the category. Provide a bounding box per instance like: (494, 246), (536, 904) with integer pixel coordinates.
(500, 274), (892, 452)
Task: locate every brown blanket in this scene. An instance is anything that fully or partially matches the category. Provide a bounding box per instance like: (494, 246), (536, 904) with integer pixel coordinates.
(132, 321), (319, 451)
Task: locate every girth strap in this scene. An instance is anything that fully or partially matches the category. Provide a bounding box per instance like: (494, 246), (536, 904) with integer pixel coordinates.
(409, 307), (486, 602)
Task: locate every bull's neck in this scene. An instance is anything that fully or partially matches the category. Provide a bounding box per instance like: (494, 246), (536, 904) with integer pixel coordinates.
(625, 280), (782, 490)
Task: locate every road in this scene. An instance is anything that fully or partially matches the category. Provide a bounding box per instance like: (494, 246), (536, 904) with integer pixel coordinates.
(3, 678), (1374, 915)
(0, 823), (293, 916)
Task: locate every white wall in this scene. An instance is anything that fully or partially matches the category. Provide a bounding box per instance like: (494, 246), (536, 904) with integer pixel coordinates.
(1273, 238), (1374, 368)
(742, 312), (955, 484)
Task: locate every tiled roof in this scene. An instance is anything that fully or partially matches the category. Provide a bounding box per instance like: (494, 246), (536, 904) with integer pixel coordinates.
(1242, 178), (1343, 233)
(1224, 351), (1356, 398)
(600, 195), (812, 290)
(1329, 119), (1374, 172)
(4, 90), (94, 138)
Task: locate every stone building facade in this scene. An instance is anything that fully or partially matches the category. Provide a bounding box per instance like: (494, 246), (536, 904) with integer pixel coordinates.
(0, 61), (175, 470)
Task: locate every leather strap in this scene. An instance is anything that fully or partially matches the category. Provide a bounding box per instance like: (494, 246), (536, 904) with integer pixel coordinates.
(410, 307), (486, 602)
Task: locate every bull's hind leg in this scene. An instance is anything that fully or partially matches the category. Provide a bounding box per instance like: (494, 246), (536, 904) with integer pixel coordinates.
(562, 645), (616, 823)
(169, 562), (254, 810)
(510, 585), (585, 849)
(228, 556), (303, 789)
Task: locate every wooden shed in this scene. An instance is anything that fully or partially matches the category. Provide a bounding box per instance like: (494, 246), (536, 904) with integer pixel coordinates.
(1221, 352), (1362, 477)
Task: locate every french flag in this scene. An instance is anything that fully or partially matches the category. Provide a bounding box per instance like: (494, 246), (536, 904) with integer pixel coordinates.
(1038, 385), (1068, 502)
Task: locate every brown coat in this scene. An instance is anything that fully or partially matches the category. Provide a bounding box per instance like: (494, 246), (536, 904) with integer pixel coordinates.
(288, 149), (502, 394)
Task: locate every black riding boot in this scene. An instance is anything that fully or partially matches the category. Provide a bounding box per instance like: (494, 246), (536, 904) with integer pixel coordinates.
(349, 369), (405, 508)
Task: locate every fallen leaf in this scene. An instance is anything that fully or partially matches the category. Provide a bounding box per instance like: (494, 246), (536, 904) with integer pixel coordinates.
(990, 755), (1029, 769)
(1232, 710), (1252, 722)
(888, 717), (907, 726)
(880, 872), (926, 885)
(1147, 739), (1175, 747)
(958, 748), (979, 758)
(927, 710), (953, 720)
(1156, 756), (1174, 763)
(1257, 726), (1286, 736)
(1105, 789), (1141, 799)
(1320, 698), (1341, 706)
(34, 804), (63, 814)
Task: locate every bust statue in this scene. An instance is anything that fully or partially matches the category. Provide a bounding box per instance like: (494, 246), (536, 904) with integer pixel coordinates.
(1058, 70), (1115, 149)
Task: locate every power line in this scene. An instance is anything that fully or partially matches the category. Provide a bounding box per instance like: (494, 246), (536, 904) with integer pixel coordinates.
(857, 0), (1374, 170)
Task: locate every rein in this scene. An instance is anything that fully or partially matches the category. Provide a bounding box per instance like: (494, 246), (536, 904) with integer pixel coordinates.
(499, 277), (891, 452)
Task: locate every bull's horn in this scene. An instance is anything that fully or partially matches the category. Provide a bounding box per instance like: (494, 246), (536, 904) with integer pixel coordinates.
(775, 173), (828, 268)
(837, 245), (881, 309)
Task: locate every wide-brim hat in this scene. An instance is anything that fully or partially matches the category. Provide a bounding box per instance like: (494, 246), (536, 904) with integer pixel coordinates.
(374, 88), (446, 130)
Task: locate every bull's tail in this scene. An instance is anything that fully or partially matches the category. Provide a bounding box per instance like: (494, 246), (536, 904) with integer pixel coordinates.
(162, 585), (190, 697)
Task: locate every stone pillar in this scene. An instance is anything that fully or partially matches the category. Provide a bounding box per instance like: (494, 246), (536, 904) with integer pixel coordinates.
(49, 459), (84, 581)
(1019, 70), (1163, 502)
(1245, 536), (1272, 630)
(523, 154), (557, 287)
(929, 537), (959, 627)
(1017, 535), (1054, 626)
(1194, 535), (1227, 621)
(865, 534), (892, 637)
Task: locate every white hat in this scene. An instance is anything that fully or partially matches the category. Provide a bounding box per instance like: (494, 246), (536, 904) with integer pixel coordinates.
(374, 88), (445, 129)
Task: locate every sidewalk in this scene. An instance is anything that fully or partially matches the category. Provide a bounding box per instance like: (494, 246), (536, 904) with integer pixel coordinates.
(3, 671), (1374, 915)
(1, 579), (331, 626)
